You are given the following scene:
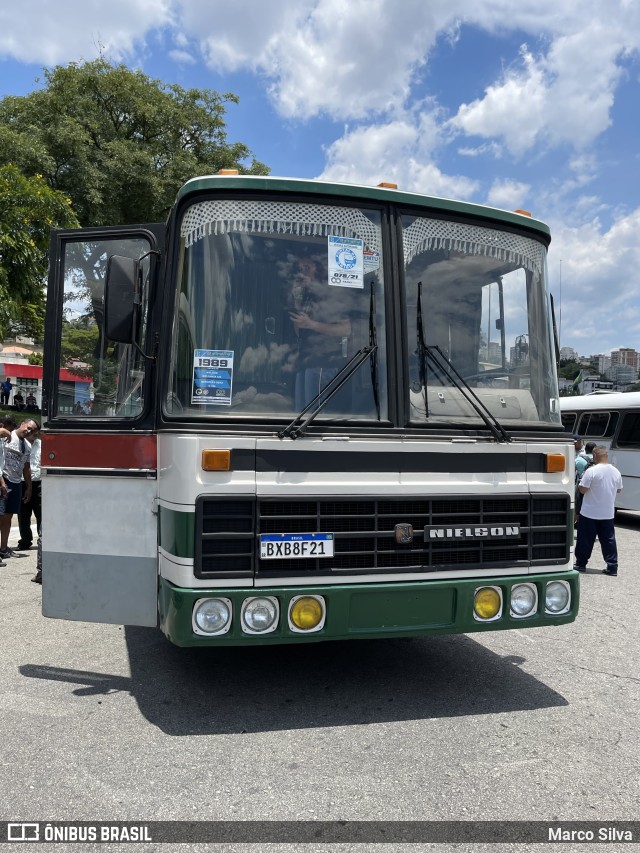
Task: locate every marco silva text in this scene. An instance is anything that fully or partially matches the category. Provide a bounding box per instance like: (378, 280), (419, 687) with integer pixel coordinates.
(549, 826), (634, 842)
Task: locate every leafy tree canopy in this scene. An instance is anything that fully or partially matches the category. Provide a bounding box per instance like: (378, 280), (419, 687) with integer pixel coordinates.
(0, 164), (78, 338)
(0, 57), (269, 227)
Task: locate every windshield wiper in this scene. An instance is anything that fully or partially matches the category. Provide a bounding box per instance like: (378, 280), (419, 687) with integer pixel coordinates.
(415, 282), (510, 442)
(280, 282), (380, 440)
(368, 282), (381, 420)
(416, 282), (429, 417)
(425, 345), (511, 443)
(279, 345), (377, 439)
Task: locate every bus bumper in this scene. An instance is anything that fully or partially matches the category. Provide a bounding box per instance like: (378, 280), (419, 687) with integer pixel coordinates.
(158, 572), (580, 647)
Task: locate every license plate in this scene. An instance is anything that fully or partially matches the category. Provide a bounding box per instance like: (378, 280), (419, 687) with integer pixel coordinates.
(260, 533), (334, 560)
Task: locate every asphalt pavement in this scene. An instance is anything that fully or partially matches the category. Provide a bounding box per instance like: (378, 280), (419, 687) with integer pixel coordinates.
(0, 515), (638, 852)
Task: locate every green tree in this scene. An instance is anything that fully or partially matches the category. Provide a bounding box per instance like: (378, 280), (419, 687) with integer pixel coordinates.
(0, 57), (269, 227)
(0, 164), (78, 338)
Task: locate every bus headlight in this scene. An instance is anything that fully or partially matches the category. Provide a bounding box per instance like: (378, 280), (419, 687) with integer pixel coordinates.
(473, 587), (502, 621)
(241, 597), (279, 634)
(289, 595), (326, 632)
(510, 583), (538, 618)
(545, 581), (571, 615)
(193, 598), (232, 635)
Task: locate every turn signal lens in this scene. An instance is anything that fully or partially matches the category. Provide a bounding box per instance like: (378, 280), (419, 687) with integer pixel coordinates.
(289, 596), (325, 632)
(473, 587), (502, 621)
(545, 453), (566, 473)
(202, 450), (231, 471)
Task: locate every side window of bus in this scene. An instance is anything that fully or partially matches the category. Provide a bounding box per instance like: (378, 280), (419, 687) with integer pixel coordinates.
(561, 412), (576, 433)
(616, 412), (640, 447)
(55, 236), (151, 419)
(577, 411), (618, 437)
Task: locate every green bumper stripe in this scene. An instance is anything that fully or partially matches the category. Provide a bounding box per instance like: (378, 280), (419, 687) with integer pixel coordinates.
(159, 505), (194, 559)
(158, 572), (580, 647)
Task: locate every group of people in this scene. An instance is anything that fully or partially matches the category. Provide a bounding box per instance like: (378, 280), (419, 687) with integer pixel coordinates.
(573, 434), (622, 577)
(0, 414), (42, 583)
(1, 379), (39, 412)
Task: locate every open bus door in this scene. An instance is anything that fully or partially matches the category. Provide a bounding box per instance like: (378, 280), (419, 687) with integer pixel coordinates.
(41, 226), (163, 626)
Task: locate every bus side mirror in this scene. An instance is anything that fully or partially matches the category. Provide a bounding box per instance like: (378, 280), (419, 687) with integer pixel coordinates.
(105, 255), (138, 342)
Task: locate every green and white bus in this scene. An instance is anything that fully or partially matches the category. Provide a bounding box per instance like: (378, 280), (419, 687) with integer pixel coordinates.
(41, 173), (578, 645)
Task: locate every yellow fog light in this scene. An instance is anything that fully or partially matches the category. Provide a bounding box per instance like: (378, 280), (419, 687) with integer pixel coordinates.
(289, 595), (325, 633)
(473, 586), (503, 622)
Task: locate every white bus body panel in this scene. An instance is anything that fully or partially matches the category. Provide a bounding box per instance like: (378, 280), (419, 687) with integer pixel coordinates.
(42, 474), (158, 625)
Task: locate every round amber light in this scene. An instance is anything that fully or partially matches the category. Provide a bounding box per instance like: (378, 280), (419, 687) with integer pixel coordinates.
(474, 587), (502, 620)
(290, 596), (324, 630)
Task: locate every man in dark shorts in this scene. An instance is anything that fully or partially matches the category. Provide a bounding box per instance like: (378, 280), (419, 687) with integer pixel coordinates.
(0, 418), (36, 560)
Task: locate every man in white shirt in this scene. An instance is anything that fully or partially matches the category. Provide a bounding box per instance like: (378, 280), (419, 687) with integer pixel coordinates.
(574, 446), (623, 576)
(0, 419), (35, 560)
(17, 427), (41, 552)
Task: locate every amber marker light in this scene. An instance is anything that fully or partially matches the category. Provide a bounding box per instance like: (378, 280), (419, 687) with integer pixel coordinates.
(545, 453), (566, 473)
(514, 209), (532, 216)
(202, 449), (231, 471)
(377, 181), (398, 188)
(217, 168), (239, 175)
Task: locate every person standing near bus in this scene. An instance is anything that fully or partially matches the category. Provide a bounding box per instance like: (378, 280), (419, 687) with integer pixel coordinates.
(17, 424), (41, 552)
(0, 419), (35, 560)
(574, 446), (622, 576)
(0, 378), (12, 406)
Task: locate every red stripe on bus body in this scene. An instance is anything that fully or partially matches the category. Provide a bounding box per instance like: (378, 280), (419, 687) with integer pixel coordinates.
(42, 433), (157, 470)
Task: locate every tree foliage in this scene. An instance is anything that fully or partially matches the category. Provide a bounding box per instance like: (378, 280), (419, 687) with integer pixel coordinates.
(0, 57), (269, 227)
(0, 164), (78, 338)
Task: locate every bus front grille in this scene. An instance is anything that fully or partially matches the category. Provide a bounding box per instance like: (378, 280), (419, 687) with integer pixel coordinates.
(194, 494), (570, 579)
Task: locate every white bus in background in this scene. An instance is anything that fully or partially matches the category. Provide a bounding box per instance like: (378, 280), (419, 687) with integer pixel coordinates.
(560, 392), (640, 511)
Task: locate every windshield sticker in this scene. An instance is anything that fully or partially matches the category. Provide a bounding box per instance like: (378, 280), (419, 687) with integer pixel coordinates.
(192, 349), (234, 405)
(328, 236), (364, 289)
(364, 249), (380, 272)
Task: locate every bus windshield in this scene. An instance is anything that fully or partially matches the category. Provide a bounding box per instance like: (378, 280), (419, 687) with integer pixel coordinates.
(403, 214), (559, 426)
(167, 198), (387, 419)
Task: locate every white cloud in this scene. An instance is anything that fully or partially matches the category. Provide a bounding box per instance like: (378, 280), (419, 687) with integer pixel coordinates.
(486, 180), (531, 211)
(0, 0), (173, 64)
(317, 115), (478, 199)
(178, 0), (454, 120)
(168, 49), (196, 65)
(450, 46), (548, 157)
(450, 11), (640, 156)
(549, 209), (640, 352)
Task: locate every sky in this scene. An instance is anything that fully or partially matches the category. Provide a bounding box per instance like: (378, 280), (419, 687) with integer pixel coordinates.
(1, 0), (639, 358)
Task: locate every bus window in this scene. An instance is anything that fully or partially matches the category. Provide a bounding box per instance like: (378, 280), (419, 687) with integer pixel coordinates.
(577, 411), (618, 437)
(55, 236), (152, 419)
(561, 412), (576, 433)
(616, 412), (640, 447)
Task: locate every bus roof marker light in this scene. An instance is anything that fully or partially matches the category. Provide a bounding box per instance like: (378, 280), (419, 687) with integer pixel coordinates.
(546, 453), (566, 473)
(202, 450), (231, 471)
(377, 181), (398, 189)
(514, 209), (532, 216)
(217, 168), (239, 175)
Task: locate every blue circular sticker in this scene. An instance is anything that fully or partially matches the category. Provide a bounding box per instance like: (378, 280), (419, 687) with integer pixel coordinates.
(335, 248), (357, 270)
